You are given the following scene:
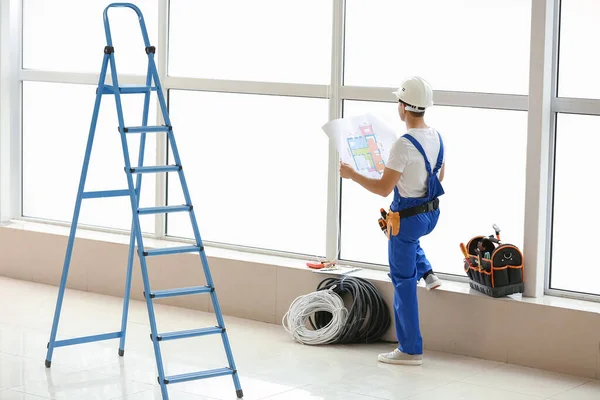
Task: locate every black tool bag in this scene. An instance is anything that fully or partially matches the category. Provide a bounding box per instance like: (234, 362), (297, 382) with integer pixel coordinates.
(463, 235), (524, 298)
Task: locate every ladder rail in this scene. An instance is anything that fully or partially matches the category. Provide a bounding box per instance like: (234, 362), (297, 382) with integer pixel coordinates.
(150, 58), (242, 390)
(103, 3), (151, 48)
(119, 57), (153, 355)
(45, 52), (111, 367)
(108, 47), (169, 399)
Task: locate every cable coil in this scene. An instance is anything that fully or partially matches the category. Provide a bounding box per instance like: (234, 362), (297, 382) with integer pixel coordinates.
(282, 287), (349, 345)
(283, 276), (391, 345)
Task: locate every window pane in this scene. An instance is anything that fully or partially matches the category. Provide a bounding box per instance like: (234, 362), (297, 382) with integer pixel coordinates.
(168, 0), (332, 84)
(344, 0), (531, 94)
(23, 0), (158, 74)
(23, 82), (157, 232)
(166, 91), (328, 256)
(341, 101), (527, 276)
(558, 0), (600, 98)
(551, 114), (600, 295)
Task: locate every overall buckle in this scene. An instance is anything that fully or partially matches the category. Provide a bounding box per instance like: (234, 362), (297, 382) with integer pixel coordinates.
(426, 198), (438, 212)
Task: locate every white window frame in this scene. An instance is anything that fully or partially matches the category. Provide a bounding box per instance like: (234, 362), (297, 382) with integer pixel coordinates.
(0, 0), (22, 224)
(543, 0), (600, 301)
(1, 0), (594, 300)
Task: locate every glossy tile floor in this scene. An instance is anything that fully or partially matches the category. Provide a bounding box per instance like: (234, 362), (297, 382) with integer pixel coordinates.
(0, 277), (599, 400)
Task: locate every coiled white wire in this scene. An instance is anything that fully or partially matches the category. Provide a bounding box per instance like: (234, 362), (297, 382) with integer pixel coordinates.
(282, 288), (348, 345)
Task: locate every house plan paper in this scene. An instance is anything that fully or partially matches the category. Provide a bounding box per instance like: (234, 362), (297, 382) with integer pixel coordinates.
(322, 113), (398, 179)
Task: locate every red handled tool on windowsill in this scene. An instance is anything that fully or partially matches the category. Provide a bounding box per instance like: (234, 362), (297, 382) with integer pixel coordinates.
(306, 260), (336, 269)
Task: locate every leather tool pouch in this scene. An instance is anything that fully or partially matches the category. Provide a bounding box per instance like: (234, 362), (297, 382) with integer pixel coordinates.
(386, 211), (400, 239)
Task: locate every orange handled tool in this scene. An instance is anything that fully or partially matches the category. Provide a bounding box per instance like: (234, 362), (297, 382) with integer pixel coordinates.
(380, 208), (387, 219)
(460, 243), (474, 268)
(378, 208), (388, 235)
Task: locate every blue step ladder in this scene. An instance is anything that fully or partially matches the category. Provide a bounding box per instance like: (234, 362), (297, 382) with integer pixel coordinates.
(43, 4), (243, 399)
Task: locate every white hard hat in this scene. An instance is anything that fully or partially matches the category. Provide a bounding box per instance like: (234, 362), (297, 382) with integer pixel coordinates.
(392, 76), (434, 112)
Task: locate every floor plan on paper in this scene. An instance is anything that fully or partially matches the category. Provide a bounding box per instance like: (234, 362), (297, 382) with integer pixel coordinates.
(347, 123), (386, 174)
(323, 113), (397, 179)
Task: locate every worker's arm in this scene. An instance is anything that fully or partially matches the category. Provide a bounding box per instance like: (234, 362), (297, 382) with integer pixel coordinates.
(439, 162), (445, 182)
(340, 161), (400, 197)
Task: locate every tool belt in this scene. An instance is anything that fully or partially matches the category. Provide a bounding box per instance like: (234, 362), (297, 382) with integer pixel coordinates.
(462, 233), (524, 298)
(383, 198), (439, 239)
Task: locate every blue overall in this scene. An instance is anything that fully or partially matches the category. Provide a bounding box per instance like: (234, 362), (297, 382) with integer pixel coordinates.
(388, 132), (444, 355)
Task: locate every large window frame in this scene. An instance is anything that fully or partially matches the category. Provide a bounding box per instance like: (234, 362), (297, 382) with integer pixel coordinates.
(545, 0), (600, 300)
(0, 0), (591, 301)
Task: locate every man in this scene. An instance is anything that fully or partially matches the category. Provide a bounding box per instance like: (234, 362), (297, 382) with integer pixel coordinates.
(340, 76), (445, 366)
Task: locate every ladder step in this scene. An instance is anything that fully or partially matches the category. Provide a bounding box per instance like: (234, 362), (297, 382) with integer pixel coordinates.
(150, 285), (213, 299)
(143, 245), (202, 257)
(82, 189), (130, 199)
(130, 165), (181, 174)
(52, 331), (122, 348)
(123, 125), (171, 134)
(156, 327), (224, 342)
(164, 368), (234, 385)
(138, 205), (191, 215)
(101, 84), (157, 94)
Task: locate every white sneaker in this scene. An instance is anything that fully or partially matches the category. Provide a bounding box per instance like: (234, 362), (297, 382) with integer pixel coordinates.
(378, 348), (423, 365)
(425, 274), (442, 290)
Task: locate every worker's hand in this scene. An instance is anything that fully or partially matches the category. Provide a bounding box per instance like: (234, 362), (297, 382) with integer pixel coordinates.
(340, 161), (356, 180)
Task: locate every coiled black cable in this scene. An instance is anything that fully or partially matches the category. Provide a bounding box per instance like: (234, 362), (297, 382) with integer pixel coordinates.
(309, 276), (391, 344)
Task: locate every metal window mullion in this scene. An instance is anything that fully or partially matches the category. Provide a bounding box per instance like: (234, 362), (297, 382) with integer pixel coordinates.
(340, 85), (529, 111)
(523, 0), (557, 298)
(19, 70), (148, 86)
(544, 0), (561, 294)
(552, 97), (600, 115)
(12, 0), (23, 220)
(155, 0), (168, 238)
(163, 76), (328, 99)
(0, 0), (12, 221)
(325, 0), (344, 261)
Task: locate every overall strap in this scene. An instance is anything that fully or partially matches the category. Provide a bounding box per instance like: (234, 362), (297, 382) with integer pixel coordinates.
(434, 131), (444, 174)
(402, 134), (432, 174)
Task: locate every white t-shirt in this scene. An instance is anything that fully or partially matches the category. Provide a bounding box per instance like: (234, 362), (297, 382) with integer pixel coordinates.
(386, 127), (445, 198)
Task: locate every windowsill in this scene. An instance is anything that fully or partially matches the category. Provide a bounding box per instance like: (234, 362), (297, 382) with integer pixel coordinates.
(3, 218), (600, 316)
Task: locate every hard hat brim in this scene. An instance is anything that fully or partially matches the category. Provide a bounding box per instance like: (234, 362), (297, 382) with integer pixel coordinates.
(392, 90), (434, 108)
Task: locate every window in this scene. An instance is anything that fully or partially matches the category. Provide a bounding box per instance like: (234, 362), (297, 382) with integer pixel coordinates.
(168, 0), (332, 84)
(551, 113), (600, 295)
(551, 0), (600, 296)
(344, 0), (531, 94)
(23, 0), (158, 74)
(14, 0), (588, 300)
(166, 90), (328, 256)
(558, 0), (600, 99)
(341, 101), (528, 276)
(22, 82), (157, 232)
